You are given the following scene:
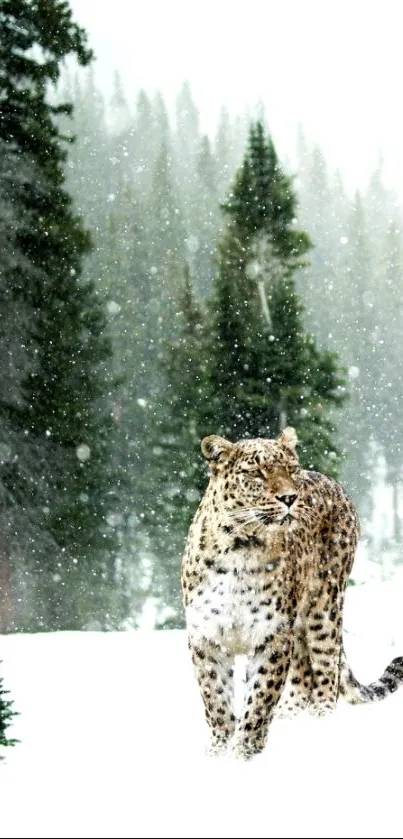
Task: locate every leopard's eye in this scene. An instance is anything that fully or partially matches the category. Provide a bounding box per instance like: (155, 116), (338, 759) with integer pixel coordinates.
(241, 470), (264, 480)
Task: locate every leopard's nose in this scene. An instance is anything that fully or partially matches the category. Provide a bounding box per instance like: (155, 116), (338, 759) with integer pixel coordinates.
(276, 494), (297, 508)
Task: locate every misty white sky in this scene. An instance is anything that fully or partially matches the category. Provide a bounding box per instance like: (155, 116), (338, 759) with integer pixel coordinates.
(70, 0), (403, 197)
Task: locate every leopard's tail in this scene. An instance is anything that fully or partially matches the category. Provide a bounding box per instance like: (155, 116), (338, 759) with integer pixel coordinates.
(339, 646), (403, 704)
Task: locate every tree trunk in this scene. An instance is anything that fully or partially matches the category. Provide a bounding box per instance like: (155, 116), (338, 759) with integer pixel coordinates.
(257, 280), (272, 329)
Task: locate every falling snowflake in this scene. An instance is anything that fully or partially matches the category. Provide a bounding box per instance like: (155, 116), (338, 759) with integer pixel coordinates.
(76, 444), (91, 462)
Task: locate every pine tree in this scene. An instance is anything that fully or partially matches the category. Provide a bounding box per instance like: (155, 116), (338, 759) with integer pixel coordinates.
(132, 89), (156, 196)
(0, 664), (18, 750)
(190, 135), (221, 297)
(0, 0), (126, 630)
(175, 81), (200, 167)
(215, 106), (233, 195)
(109, 69), (131, 137)
(202, 121), (347, 475)
(150, 141), (186, 266)
(296, 143), (346, 347)
(60, 66), (110, 227)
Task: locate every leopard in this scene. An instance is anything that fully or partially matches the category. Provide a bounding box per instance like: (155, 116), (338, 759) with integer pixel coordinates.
(181, 425), (403, 760)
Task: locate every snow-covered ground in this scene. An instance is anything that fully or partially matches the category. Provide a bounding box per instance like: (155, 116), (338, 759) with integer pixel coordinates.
(1, 576), (403, 839)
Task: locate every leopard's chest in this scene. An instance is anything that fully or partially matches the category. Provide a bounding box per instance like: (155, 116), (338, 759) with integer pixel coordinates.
(185, 549), (288, 654)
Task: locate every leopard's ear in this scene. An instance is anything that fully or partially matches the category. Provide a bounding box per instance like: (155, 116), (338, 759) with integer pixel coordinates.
(277, 426), (298, 454)
(201, 435), (233, 465)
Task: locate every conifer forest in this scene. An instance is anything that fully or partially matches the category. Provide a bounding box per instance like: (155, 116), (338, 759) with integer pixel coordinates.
(1, 0), (403, 634)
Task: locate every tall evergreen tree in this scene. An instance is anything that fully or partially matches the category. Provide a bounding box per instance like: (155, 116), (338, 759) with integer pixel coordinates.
(108, 69), (131, 137)
(0, 0), (126, 630)
(132, 89), (156, 196)
(215, 106), (233, 195)
(203, 122), (347, 475)
(175, 81), (200, 167)
(296, 143), (345, 347)
(153, 89), (171, 148)
(190, 135), (221, 297)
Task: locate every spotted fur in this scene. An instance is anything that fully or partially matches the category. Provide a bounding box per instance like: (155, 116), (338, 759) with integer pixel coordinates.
(181, 426), (403, 760)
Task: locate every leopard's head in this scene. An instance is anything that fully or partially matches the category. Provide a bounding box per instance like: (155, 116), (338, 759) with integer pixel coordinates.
(201, 427), (302, 528)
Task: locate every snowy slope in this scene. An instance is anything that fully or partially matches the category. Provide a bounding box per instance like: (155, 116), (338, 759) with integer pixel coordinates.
(1, 578), (403, 839)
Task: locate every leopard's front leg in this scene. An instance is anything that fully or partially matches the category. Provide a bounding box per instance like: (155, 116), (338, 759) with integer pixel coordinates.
(234, 625), (292, 760)
(189, 638), (236, 755)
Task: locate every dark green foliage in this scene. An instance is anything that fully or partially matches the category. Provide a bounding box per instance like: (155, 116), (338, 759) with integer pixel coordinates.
(0, 0), (126, 630)
(224, 123), (312, 261)
(0, 664), (18, 749)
